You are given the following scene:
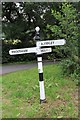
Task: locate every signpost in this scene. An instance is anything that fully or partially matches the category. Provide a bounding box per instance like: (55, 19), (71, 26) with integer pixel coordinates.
(36, 39), (66, 47)
(9, 47), (52, 55)
(9, 26), (66, 104)
(9, 47), (37, 55)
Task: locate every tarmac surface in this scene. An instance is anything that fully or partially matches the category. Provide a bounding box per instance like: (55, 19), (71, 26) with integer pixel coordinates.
(1, 61), (55, 75)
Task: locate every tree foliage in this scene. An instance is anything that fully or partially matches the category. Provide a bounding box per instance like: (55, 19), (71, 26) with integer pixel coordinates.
(47, 3), (80, 77)
(2, 2), (57, 42)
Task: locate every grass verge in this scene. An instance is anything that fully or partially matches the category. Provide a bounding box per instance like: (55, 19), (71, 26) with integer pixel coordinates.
(2, 64), (78, 118)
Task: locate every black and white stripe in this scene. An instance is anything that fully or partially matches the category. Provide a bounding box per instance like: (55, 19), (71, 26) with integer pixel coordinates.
(37, 55), (46, 103)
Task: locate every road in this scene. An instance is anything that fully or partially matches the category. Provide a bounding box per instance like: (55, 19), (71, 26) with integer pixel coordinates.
(1, 61), (55, 75)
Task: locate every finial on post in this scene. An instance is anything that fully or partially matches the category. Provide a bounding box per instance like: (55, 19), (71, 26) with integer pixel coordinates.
(35, 26), (40, 33)
(34, 26), (40, 41)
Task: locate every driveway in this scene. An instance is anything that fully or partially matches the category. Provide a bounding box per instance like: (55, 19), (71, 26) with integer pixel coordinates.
(1, 61), (55, 75)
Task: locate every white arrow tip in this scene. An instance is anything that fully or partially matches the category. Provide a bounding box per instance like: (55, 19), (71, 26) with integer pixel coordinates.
(9, 50), (12, 55)
(63, 39), (66, 44)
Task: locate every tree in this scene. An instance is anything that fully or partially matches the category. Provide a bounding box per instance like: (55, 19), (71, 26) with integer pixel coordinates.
(2, 2), (61, 44)
(47, 3), (79, 75)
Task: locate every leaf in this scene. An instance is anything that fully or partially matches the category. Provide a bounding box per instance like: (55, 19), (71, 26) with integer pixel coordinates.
(32, 86), (36, 90)
(35, 85), (39, 88)
(56, 95), (60, 99)
(55, 83), (58, 87)
(17, 113), (20, 117)
(57, 116), (63, 118)
(48, 83), (52, 88)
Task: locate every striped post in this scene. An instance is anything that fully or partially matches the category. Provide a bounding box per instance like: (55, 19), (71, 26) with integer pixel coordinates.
(35, 27), (46, 103)
(37, 55), (46, 103)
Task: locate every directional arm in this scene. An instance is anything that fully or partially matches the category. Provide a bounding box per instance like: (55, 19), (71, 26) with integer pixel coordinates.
(9, 47), (52, 55)
(9, 47), (37, 55)
(36, 39), (66, 47)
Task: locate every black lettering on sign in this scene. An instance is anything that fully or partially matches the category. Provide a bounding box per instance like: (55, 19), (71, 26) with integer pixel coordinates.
(46, 42), (49, 45)
(17, 50), (20, 52)
(52, 41), (54, 44)
(41, 43), (43, 45)
(12, 51), (16, 53)
(51, 42), (53, 44)
(40, 41), (55, 46)
(41, 50), (44, 52)
(41, 49), (48, 52)
(12, 49), (28, 53)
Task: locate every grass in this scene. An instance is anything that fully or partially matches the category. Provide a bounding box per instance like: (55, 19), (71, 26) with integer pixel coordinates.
(2, 64), (78, 118)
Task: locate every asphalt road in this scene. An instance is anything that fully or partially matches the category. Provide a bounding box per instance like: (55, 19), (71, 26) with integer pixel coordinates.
(1, 61), (54, 75)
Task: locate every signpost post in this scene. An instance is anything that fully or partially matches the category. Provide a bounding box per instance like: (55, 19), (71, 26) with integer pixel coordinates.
(9, 26), (66, 104)
(35, 27), (46, 103)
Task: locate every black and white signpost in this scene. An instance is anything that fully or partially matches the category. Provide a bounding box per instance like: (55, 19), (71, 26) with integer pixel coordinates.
(9, 26), (66, 104)
(35, 27), (46, 103)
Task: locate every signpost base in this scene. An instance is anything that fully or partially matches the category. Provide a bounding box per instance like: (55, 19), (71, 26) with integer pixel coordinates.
(40, 99), (47, 104)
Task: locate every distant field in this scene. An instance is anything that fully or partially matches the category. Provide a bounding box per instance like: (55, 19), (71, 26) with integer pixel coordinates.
(2, 64), (78, 118)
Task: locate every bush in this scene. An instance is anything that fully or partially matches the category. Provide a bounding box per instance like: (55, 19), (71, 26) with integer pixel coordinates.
(60, 59), (80, 84)
(47, 3), (79, 83)
(61, 59), (76, 74)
